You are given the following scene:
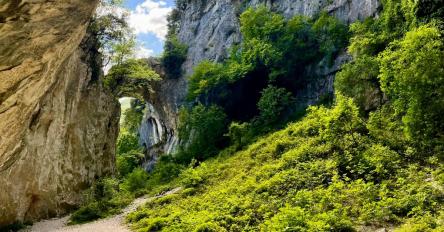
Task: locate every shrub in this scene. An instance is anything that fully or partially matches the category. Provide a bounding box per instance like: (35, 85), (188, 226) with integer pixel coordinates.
(194, 222), (226, 232)
(378, 24), (444, 148)
(116, 132), (140, 155)
(162, 35), (188, 79)
(121, 168), (149, 193)
(148, 158), (184, 184)
(257, 85), (293, 126)
(226, 122), (252, 150)
(116, 149), (144, 177)
(70, 178), (131, 224)
(180, 163), (210, 188)
(312, 12), (349, 65)
(335, 55), (382, 111)
(187, 61), (225, 100)
(177, 104), (227, 163)
(70, 202), (102, 224)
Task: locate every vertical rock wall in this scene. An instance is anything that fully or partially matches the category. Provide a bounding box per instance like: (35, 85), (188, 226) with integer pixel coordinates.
(139, 0), (380, 159)
(0, 0), (120, 225)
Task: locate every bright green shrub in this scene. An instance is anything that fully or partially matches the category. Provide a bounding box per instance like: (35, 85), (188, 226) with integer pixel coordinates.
(181, 162), (210, 188)
(116, 150), (144, 177)
(104, 58), (160, 95)
(187, 61), (225, 100)
(335, 55), (382, 111)
(194, 222), (226, 232)
(177, 104), (227, 163)
(257, 85), (293, 126)
(366, 104), (407, 150)
(318, 94), (364, 143)
(148, 158), (184, 184)
(226, 122), (252, 150)
(312, 12), (349, 64)
(70, 178), (133, 224)
(240, 6), (285, 42)
(241, 38), (282, 69)
(116, 132), (140, 155)
(378, 24), (444, 147)
(122, 168), (149, 193)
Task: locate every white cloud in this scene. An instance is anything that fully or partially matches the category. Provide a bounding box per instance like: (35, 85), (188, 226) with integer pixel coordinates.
(128, 0), (172, 40)
(135, 46), (154, 58)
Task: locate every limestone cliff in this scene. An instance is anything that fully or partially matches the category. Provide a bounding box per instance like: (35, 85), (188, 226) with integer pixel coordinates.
(0, 0), (119, 225)
(139, 0), (380, 160)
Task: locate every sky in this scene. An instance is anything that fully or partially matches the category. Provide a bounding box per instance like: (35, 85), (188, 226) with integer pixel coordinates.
(123, 0), (175, 58)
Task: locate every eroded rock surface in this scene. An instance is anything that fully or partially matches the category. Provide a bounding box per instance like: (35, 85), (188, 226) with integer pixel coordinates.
(0, 0), (119, 225)
(140, 0), (380, 159)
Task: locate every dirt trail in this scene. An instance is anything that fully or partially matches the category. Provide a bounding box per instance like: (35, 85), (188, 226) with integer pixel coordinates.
(21, 188), (182, 232)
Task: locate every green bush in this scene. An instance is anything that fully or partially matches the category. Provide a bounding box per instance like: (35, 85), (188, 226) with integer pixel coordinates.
(104, 58), (160, 96)
(121, 168), (149, 193)
(187, 61), (225, 100)
(226, 122), (252, 150)
(148, 158), (184, 185)
(194, 222), (226, 232)
(335, 55), (382, 111)
(70, 178), (133, 224)
(162, 35), (188, 79)
(116, 150), (144, 177)
(378, 24), (444, 148)
(257, 85), (293, 126)
(70, 202), (102, 224)
(180, 163), (210, 188)
(312, 12), (349, 65)
(116, 132), (140, 155)
(177, 104), (227, 163)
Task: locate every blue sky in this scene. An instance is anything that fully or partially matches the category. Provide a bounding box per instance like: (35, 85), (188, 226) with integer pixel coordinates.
(123, 0), (176, 57)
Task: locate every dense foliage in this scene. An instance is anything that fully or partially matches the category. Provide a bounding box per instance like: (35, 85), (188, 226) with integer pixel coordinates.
(72, 1), (444, 230)
(335, 0), (444, 154)
(187, 8), (348, 102)
(180, 7), (349, 162)
(90, 0), (161, 98)
(122, 1), (444, 231)
(162, 6), (188, 79)
(103, 38), (161, 97)
(161, 35), (188, 79)
(176, 104), (228, 164)
(127, 96), (444, 231)
(70, 97), (184, 224)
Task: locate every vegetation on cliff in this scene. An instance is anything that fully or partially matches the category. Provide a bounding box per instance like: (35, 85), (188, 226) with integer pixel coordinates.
(74, 0), (444, 230)
(123, 0), (444, 231)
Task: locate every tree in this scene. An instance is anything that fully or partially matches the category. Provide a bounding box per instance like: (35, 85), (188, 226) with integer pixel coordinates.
(335, 56), (383, 111)
(178, 104), (227, 163)
(161, 35), (188, 79)
(104, 37), (161, 96)
(378, 24), (444, 146)
(257, 85), (293, 126)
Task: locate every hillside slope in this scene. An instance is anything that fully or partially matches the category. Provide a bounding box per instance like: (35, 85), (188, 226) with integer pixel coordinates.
(127, 96), (444, 231)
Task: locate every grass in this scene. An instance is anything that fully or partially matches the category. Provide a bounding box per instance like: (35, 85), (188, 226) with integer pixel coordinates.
(126, 98), (444, 231)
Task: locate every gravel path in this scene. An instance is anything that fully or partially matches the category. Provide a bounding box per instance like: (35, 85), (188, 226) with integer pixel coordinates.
(21, 188), (182, 232)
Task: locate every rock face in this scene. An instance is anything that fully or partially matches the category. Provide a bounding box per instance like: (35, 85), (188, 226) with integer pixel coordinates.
(177, 0), (380, 75)
(138, 58), (181, 170)
(140, 0), (380, 159)
(0, 0), (119, 226)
